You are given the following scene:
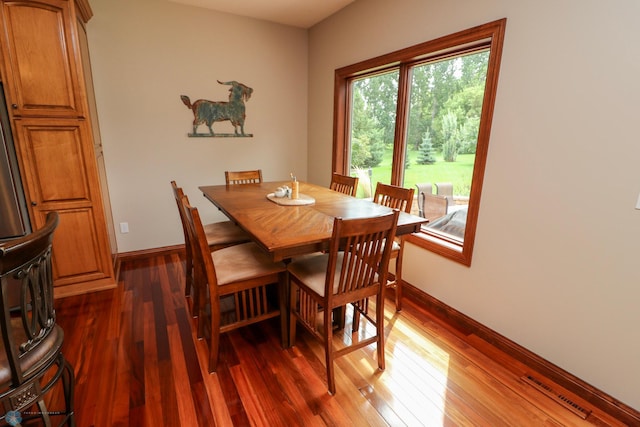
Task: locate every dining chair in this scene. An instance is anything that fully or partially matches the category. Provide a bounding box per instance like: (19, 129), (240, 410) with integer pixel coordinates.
(181, 195), (287, 373)
(0, 212), (75, 426)
(371, 182), (414, 312)
(225, 169), (263, 185)
(288, 210), (399, 395)
(435, 182), (454, 206)
(415, 182), (433, 218)
(329, 172), (359, 196)
(422, 193), (448, 221)
(171, 181), (250, 316)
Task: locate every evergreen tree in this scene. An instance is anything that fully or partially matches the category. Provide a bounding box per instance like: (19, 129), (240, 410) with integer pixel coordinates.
(417, 129), (437, 165)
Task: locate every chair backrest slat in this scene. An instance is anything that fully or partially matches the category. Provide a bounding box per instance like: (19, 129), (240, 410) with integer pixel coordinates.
(415, 183), (433, 217)
(435, 182), (454, 206)
(225, 169), (262, 185)
(325, 210), (399, 301)
(422, 193), (448, 221)
(373, 182), (414, 213)
(330, 173), (359, 197)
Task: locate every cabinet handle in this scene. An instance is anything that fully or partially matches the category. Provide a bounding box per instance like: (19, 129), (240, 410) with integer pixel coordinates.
(11, 104), (17, 109)
(31, 201), (37, 206)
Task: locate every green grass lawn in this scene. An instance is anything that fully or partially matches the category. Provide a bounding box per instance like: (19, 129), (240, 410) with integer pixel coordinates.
(353, 148), (475, 198)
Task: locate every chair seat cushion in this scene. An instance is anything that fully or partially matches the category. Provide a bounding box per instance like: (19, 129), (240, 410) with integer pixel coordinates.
(0, 322), (64, 388)
(288, 253), (346, 297)
(212, 242), (286, 285)
(204, 221), (250, 247)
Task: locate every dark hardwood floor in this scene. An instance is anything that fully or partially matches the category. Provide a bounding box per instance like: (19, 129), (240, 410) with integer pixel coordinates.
(52, 252), (627, 426)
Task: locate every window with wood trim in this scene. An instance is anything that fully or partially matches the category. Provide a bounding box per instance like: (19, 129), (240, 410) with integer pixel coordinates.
(332, 19), (506, 265)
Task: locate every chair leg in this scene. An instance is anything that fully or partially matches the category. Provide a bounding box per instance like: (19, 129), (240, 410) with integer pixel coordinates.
(208, 334), (220, 373)
(35, 355), (75, 427)
(352, 304), (360, 333)
(37, 399), (51, 427)
(208, 303), (221, 373)
(279, 272), (288, 348)
(376, 295), (386, 371)
(196, 276), (207, 339)
(288, 282), (298, 347)
(62, 358), (76, 427)
(334, 306), (346, 330)
(394, 248), (403, 312)
(351, 297), (370, 332)
(350, 299), (361, 332)
(324, 306), (336, 395)
(190, 252), (201, 323)
(184, 245), (193, 299)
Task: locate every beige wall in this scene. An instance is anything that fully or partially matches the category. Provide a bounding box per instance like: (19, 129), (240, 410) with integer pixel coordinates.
(87, 0), (640, 411)
(308, 0), (640, 410)
(88, 0), (308, 252)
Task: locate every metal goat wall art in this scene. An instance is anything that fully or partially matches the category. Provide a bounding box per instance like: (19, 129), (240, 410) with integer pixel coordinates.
(180, 80), (253, 137)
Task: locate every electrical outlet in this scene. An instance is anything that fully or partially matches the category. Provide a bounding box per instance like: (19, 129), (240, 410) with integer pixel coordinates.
(120, 222), (129, 233)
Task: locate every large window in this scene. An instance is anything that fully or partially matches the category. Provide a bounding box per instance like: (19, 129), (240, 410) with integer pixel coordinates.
(333, 19), (506, 265)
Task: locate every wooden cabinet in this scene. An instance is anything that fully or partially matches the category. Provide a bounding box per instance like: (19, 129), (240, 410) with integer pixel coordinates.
(0, 0), (116, 296)
(0, 0), (84, 117)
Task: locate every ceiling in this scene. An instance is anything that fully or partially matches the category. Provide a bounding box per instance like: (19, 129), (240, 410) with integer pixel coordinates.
(167, 0), (355, 29)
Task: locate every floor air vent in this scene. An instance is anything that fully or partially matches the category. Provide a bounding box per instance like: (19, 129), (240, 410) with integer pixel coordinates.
(522, 375), (591, 420)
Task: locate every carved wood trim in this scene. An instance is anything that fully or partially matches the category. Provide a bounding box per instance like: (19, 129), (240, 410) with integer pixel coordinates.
(75, 0), (93, 23)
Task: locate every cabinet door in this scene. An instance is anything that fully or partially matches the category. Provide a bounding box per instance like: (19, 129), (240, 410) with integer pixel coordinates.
(0, 0), (84, 117)
(13, 118), (114, 288)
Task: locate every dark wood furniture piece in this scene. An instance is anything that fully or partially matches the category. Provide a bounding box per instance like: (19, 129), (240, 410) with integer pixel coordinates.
(329, 173), (359, 197)
(288, 210), (399, 394)
(199, 181), (427, 262)
(170, 181), (250, 316)
(0, 212), (75, 426)
(224, 169), (263, 185)
(372, 182), (415, 311)
(180, 196), (287, 373)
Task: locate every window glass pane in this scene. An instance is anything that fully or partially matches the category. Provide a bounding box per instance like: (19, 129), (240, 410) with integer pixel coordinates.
(348, 70), (399, 198)
(334, 19), (506, 265)
(406, 50), (489, 241)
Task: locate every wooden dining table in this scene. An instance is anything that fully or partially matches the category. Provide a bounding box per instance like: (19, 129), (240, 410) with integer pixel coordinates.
(199, 181), (428, 262)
